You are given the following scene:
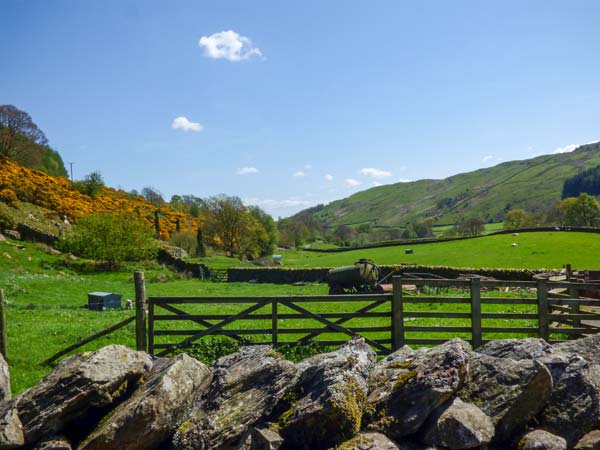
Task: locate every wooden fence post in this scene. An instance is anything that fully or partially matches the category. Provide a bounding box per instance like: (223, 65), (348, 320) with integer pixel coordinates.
(470, 278), (483, 349)
(392, 276), (405, 351)
(272, 300), (278, 347)
(537, 280), (549, 341)
(134, 271), (147, 352)
(0, 289), (7, 360)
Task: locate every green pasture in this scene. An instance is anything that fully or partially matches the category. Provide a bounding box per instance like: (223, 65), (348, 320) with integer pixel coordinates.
(278, 231), (600, 270)
(0, 231), (591, 394)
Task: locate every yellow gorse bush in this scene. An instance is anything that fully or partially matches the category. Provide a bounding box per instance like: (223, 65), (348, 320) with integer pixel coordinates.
(0, 159), (201, 239)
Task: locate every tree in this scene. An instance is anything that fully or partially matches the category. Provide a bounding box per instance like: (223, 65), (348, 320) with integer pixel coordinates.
(73, 171), (105, 198)
(456, 217), (485, 236)
(560, 193), (600, 227)
(248, 206), (278, 256)
(202, 195), (267, 257)
(141, 187), (165, 207)
(58, 213), (158, 268)
(0, 105), (48, 158)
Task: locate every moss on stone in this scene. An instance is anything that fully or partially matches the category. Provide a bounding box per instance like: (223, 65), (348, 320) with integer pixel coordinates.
(386, 360), (412, 369)
(394, 370), (417, 390)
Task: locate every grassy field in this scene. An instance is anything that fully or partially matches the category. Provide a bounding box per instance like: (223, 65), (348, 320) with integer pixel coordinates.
(279, 231), (600, 270)
(2, 230), (595, 394)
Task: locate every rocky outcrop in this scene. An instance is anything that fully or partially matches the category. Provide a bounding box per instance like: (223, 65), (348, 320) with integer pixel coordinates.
(274, 338), (376, 450)
(3, 336), (600, 449)
(173, 346), (297, 450)
(420, 397), (494, 449)
(479, 338), (600, 445)
(518, 429), (567, 450)
(14, 344), (152, 447)
(458, 351), (552, 443)
(364, 339), (470, 439)
(78, 354), (212, 450)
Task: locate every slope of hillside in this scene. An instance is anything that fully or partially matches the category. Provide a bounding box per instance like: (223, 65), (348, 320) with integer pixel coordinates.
(305, 142), (600, 227)
(0, 159), (200, 238)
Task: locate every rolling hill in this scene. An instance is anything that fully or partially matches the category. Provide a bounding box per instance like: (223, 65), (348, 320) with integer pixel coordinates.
(298, 142), (600, 228)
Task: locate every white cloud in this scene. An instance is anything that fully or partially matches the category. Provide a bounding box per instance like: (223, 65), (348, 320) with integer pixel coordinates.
(199, 30), (263, 61)
(244, 198), (313, 209)
(172, 116), (203, 132)
(398, 178), (412, 183)
(236, 167), (258, 175)
(345, 178), (362, 187)
(293, 171), (306, 177)
(324, 174), (333, 181)
(483, 155), (494, 162)
(553, 144), (580, 154)
(360, 167), (392, 179)
(372, 181), (383, 187)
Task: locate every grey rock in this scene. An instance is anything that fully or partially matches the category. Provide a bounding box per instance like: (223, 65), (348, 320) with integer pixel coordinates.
(458, 352), (552, 444)
(0, 234), (4, 242)
(248, 428), (283, 450)
(364, 339), (471, 439)
(420, 398), (494, 449)
(335, 432), (399, 449)
(0, 400), (23, 449)
(480, 338), (600, 445)
(15, 344), (152, 446)
(555, 333), (600, 365)
(173, 345), (297, 450)
(32, 436), (72, 450)
(276, 338), (376, 450)
(518, 429), (567, 450)
(0, 354), (10, 401)
(575, 430), (600, 450)
(79, 354), (212, 450)
(3, 231), (19, 241)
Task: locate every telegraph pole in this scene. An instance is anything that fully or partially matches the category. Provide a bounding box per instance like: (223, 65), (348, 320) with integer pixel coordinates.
(69, 162), (75, 180)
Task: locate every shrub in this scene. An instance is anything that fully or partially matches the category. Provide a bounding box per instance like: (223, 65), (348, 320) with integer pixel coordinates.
(72, 171), (105, 198)
(169, 231), (198, 256)
(58, 212), (158, 268)
(0, 202), (18, 230)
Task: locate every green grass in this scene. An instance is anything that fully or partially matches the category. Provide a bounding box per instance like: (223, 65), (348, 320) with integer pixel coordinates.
(184, 255), (254, 269)
(0, 231), (589, 394)
(279, 231), (600, 270)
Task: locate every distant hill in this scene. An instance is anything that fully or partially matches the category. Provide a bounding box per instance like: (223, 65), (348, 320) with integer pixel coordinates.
(295, 142), (600, 228)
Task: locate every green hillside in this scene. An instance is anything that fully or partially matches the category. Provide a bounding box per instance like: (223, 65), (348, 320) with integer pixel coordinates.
(304, 142), (600, 228)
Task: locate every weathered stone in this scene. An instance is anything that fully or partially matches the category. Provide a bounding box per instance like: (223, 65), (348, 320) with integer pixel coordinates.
(276, 338), (376, 450)
(32, 436), (72, 450)
(575, 430), (600, 450)
(3, 231), (19, 241)
(364, 339), (470, 439)
(518, 429), (567, 450)
(173, 345), (297, 450)
(336, 432), (399, 449)
(0, 234), (5, 242)
(79, 354), (212, 450)
(14, 344), (152, 446)
(420, 398), (494, 449)
(248, 428), (283, 450)
(480, 338), (600, 445)
(0, 354), (10, 401)
(555, 333), (600, 365)
(457, 352), (552, 444)
(0, 400), (23, 449)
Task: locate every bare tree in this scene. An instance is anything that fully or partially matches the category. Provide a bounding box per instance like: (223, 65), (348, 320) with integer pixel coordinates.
(0, 105), (48, 158)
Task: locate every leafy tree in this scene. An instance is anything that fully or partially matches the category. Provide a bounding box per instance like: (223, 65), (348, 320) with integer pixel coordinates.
(278, 219), (310, 248)
(248, 205), (278, 256)
(560, 193), (600, 227)
(73, 171), (105, 198)
(141, 187), (165, 207)
(332, 225), (356, 246)
(196, 227), (206, 257)
(456, 217), (485, 236)
(59, 213), (158, 268)
(0, 105), (48, 158)
(562, 165), (600, 199)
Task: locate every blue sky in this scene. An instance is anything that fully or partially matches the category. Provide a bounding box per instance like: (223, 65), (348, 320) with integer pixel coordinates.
(2, 1), (599, 217)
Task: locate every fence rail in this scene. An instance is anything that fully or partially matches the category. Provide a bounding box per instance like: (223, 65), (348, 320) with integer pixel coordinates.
(144, 276), (600, 356)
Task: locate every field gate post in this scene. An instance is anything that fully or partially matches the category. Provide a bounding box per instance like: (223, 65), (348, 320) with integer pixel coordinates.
(537, 280), (549, 341)
(568, 285), (581, 328)
(0, 289), (7, 360)
(470, 278), (482, 349)
(134, 271), (147, 352)
(391, 276), (405, 351)
(272, 300), (278, 347)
